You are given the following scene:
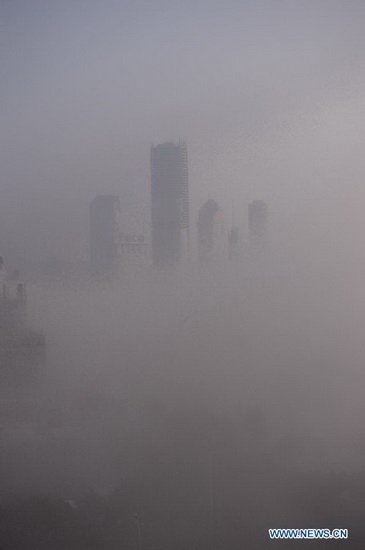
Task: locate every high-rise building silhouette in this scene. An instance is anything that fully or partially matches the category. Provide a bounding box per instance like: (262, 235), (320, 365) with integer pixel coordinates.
(89, 195), (122, 278)
(150, 141), (189, 267)
(197, 199), (226, 263)
(248, 200), (267, 252)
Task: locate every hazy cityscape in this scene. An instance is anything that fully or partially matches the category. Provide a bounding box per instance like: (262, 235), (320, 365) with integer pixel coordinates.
(2, 1), (365, 548)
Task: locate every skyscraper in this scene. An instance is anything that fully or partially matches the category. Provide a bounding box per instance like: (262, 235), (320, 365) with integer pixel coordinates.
(89, 195), (122, 278)
(150, 141), (189, 267)
(248, 200), (268, 252)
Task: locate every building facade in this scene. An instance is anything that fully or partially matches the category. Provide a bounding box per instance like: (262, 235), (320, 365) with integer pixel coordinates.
(150, 141), (189, 267)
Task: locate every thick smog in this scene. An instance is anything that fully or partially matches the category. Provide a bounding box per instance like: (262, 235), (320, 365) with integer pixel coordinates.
(1, 1), (365, 548)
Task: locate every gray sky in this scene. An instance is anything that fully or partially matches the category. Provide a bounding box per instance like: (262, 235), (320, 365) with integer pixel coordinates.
(2, 0), (365, 265)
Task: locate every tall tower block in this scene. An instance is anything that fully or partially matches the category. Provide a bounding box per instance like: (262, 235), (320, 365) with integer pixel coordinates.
(150, 141), (189, 267)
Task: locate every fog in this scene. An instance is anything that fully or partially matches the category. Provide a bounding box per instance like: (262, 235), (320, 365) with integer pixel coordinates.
(2, 1), (365, 548)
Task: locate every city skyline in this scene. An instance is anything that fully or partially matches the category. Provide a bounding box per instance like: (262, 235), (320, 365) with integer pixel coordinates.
(87, 143), (268, 275)
(3, 1), (364, 269)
